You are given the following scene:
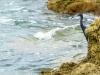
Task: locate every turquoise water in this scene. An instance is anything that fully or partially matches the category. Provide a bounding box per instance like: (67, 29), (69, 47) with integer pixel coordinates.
(0, 0), (96, 75)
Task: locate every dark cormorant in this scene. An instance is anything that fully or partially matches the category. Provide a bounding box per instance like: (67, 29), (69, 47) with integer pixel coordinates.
(78, 14), (88, 41)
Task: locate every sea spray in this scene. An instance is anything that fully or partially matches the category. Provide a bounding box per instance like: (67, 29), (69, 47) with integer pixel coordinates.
(34, 24), (79, 40)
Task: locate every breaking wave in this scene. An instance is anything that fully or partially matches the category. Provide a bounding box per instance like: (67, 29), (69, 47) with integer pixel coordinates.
(33, 24), (79, 40)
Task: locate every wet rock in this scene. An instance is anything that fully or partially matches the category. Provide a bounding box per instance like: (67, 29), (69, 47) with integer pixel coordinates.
(85, 18), (100, 65)
(40, 68), (52, 75)
(47, 0), (100, 16)
(59, 62), (76, 74)
(47, 0), (84, 14)
(71, 63), (100, 75)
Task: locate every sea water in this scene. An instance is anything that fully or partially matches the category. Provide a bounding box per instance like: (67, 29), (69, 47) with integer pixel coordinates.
(0, 0), (95, 75)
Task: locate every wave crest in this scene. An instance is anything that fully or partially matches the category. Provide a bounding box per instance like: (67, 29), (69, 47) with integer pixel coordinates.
(33, 24), (79, 40)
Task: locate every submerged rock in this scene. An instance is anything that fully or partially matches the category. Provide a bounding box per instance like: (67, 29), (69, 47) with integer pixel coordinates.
(40, 68), (52, 75)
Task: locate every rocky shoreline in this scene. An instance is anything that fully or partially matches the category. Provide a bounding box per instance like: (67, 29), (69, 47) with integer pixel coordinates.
(40, 0), (100, 75)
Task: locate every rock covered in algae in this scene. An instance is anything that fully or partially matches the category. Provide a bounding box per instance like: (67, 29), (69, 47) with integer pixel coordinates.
(85, 18), (100, 64)
(48, 0), (85, 13)
(65, 2), (100, 16)
(48, 0), (100, 16)
(40, 62), (77, 75)
(40, 68), (52, 75)
(40, 63), (100, 75)
(71, 63), (100, 75)
(59, 62), (76, 74)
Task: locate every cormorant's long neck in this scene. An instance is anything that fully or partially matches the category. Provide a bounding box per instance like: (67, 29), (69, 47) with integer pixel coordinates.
(79, 14), (88, 41)
(79, 14), (86, 30)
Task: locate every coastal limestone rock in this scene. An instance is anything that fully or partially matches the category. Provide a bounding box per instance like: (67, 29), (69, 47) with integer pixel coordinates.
(71, 63), (100, 75)
(59, 62), (76, 74)
(40, 68), (52, 75)
(40, 62), (77, 75)
(65, 2), (100, 16)
(48, 0), (100, 16)
(40, 0), (100, 75)
(40, 63), (100, 75)
(47, 0), (85, 13)
(85, 18), (100, 65)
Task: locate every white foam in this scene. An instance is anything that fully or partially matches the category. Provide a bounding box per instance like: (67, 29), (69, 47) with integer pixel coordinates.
(34, 27), (61, 40)
(0, 16), (13, 23)
(34, 24), (79, 40)
(9, 1), (15, 5)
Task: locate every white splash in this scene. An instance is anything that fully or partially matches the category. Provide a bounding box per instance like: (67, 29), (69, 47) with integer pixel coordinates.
(34, 24), (79, 40)
(0, 16), (13, 24)
(9, 1), (15, 5)
(34, 27), (61, 40)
